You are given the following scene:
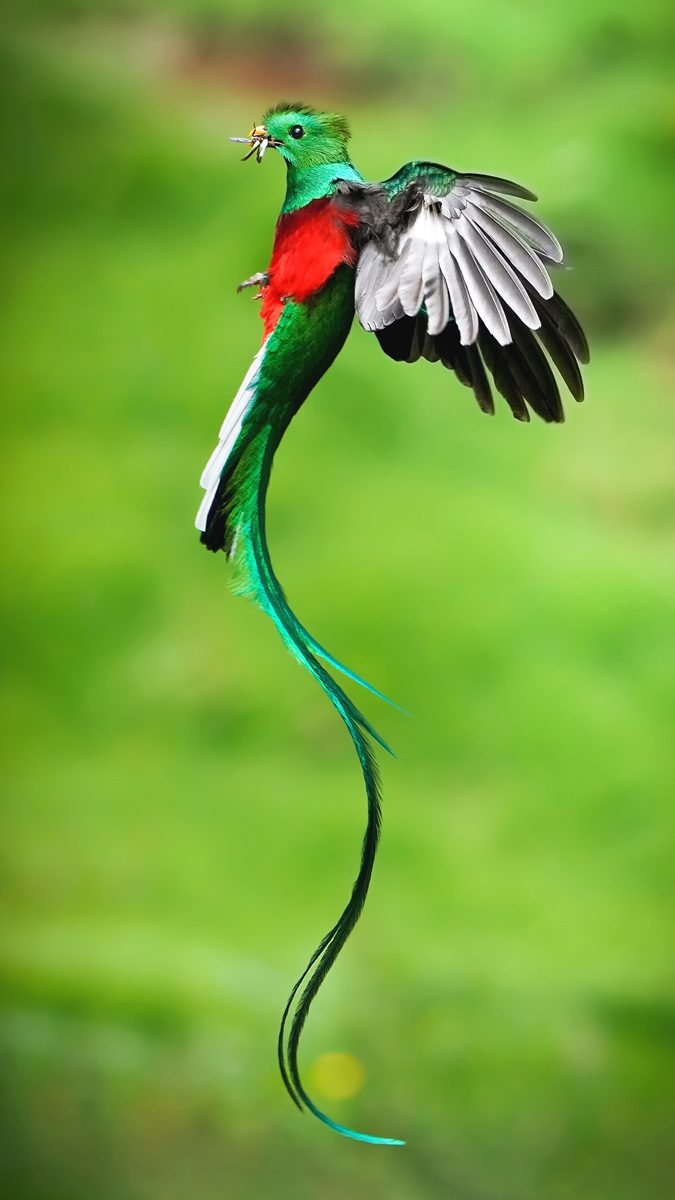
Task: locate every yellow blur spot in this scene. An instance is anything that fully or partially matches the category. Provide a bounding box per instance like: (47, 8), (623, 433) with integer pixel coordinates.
(308, 1052), (366, 1101)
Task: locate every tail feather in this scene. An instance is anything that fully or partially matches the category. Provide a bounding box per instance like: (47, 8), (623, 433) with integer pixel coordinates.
(304, 634), (406, 716)
(228, 422), (403, 1146)
(197, 344), (403, 715)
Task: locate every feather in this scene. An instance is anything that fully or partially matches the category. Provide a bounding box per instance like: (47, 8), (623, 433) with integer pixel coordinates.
(397, 208), (429, 317)
(438, 238), (479, 344)
(532, 303), (585, 400)
(436, 322), (471, 387)
(422, 331), (441, 362)
(242, 424), (402, 1148)
(464, 199), (554, 298)
(500, 339), (556, 421)
(355, 242), (389, 330)
(464, 343), (495, 413)
(479, 331), (531, 421)
(373, 235), (414, 318)
(201, 269), (404, 1146)
(536, 288), (590, 363)
(455, 213), (541, 328)
(461, 172), (538, 201)
(196, 341), (268, 531)
(407, 311), (427, 361)
(375, 314), (418, 361)
(510, 322), (563, 422)
(421, 207), (450, 336)
(467, 190), (563, 262)
(446, 224), (512, 345)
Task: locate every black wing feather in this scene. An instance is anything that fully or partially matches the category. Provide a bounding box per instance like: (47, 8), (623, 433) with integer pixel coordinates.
(375, 296), (584, 424)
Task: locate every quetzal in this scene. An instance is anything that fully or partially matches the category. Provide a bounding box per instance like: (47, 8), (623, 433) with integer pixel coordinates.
(196, 102), (589, 1146)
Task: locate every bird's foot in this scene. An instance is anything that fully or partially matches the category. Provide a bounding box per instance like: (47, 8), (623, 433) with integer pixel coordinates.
(237, 271), (269, 295)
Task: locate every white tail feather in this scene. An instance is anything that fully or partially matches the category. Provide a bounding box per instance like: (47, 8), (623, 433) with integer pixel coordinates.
(195, 339), (268, 532)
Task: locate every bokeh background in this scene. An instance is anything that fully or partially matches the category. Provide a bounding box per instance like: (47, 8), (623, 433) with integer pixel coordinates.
(2, 2), (674, 1198)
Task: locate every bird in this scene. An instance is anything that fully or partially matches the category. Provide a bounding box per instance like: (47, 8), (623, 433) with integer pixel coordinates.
(196, 102), (589, 1146)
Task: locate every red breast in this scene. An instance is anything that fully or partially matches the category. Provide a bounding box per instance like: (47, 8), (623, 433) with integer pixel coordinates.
(260, 198), (360, 337)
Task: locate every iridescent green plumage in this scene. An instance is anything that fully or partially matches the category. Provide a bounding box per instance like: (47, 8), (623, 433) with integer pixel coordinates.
(208, 268), (402, 1145)
(196, 102), (589, 1146)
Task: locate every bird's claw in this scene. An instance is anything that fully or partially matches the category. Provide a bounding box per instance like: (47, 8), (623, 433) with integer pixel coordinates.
(237, 272), (269, 294)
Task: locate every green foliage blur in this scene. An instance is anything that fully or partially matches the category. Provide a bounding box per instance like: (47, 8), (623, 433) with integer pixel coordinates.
(2, 3), (674, 1197)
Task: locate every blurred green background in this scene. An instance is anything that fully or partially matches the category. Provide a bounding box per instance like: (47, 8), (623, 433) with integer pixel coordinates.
(2, 2), (674, 1198)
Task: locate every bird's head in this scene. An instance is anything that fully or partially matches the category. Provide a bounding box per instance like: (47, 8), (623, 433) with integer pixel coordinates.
(231, 102), (351, 168)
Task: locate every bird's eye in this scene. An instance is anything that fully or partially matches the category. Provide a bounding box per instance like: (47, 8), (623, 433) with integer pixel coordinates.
(289, 125), (304, 139)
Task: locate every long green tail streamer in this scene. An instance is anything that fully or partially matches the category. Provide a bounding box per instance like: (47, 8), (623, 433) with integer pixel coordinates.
(232, 422), (404, 1146)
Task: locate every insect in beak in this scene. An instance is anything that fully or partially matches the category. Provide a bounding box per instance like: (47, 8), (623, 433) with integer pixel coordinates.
(230, 124), (281, 163)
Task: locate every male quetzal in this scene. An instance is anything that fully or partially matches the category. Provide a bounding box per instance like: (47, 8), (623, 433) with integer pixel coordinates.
(196, 102), (589, 1146)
